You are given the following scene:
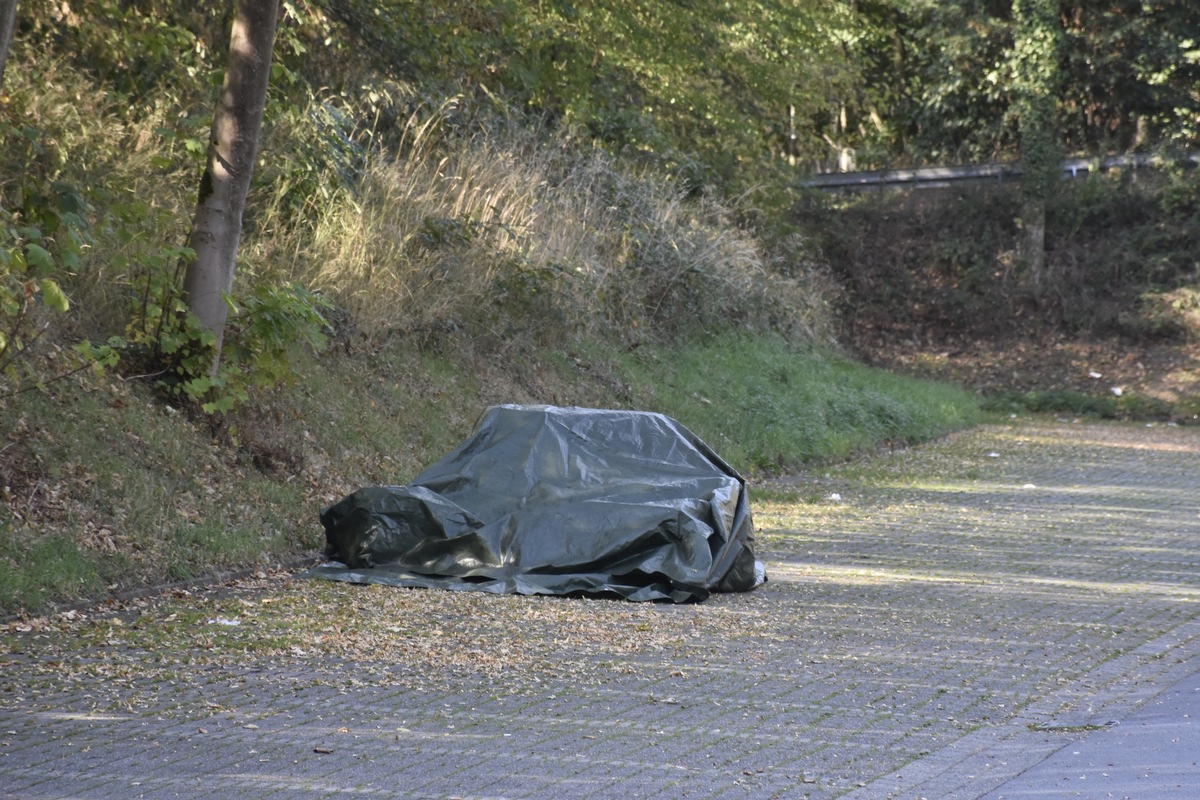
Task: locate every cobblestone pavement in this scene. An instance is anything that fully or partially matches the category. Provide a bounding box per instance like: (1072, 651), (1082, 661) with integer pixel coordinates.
(2, 420), (1199, 800)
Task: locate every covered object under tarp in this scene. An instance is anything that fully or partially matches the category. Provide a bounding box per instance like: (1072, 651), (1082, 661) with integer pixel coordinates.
(303, 405), (763, 602)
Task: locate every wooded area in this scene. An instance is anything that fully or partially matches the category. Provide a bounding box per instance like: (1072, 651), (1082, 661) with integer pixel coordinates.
(1, 0), (1198, 402)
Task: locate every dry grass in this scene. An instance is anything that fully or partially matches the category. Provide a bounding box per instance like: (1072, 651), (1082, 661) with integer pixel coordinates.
(265, 99), (838, 345)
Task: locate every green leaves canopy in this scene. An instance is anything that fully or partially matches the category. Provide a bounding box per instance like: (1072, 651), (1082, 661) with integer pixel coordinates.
(13, 0), (1200, 199)
(311, 0), (861, 181)
(855, 0), (1200, 165)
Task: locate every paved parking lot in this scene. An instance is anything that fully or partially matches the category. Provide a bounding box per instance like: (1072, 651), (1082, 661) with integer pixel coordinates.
(3, 420), (1199, 799)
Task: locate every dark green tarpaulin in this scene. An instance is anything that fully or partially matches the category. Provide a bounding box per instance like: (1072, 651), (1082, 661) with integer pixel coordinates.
(303, 405), (763, 602)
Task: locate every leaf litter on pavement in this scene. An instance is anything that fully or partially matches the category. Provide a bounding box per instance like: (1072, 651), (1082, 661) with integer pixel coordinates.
(1, 566), (783, 715)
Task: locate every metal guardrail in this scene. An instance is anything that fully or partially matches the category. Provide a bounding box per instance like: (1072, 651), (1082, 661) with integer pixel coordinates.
(799, 152), (1200, 191)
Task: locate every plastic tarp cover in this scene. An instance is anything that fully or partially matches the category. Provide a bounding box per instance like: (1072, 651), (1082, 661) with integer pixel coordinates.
(302, 405), (763, 602)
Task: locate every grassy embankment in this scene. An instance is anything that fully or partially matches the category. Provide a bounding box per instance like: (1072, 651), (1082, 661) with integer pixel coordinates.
(1, 334), (980, 616)
(0, 50), (981, 617)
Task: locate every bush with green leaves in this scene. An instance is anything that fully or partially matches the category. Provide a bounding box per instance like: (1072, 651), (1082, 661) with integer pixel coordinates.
(0, 113), (94, 393)
(120, 262), (332, 414)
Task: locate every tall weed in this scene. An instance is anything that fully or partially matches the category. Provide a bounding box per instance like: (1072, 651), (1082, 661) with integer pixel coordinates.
(268, 101), (839, 347)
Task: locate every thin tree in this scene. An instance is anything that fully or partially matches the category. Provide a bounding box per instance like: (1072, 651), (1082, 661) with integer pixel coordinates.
(0, 0), (18, 91)
(182, 0), (280, 370)
(1011, 0), (1062, 300)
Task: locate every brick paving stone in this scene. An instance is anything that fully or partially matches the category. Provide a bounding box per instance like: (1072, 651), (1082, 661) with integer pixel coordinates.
(2, 421), (1200, 799)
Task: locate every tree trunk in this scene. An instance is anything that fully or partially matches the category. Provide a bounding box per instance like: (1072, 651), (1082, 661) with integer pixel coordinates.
(0, 0), (18, 92)
(182, 0), (280, 370)
(1020, 196), (1047, 295)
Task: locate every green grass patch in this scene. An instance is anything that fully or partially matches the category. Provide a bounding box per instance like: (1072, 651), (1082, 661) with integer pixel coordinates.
(981, 388), (1175, 421)
(620, 334), (982, 474)
(0, 533), (103, 613)
(983, 389), (1119, 418)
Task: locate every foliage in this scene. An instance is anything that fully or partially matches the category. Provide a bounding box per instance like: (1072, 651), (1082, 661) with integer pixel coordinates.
(1058, 0), (1200, 154)
(18, 0), (218, 109)
(6, 0), (855, 417)
(1128, 286), (1200, 340)
(1011, 0), (1063, 199)
(213, 283), (333, 411)
(503, 0), (862, 182)
(122, 263), (331, 414)
(851, 1), (1200, 167)
(280, 1), (1200, 179)
(856, 1), (1018, 164)
(0, 105), (97, 394)
(305, 0), (863, 186)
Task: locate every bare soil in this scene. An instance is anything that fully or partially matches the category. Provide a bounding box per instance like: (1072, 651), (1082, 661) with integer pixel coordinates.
(847, 321), (1200, 419)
